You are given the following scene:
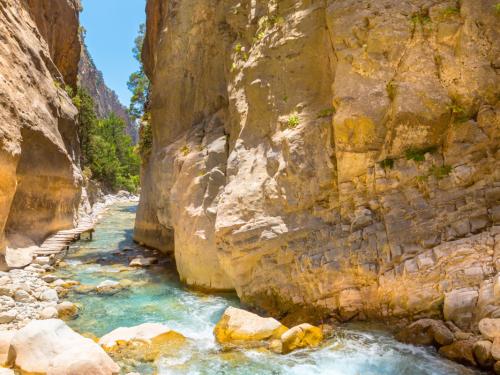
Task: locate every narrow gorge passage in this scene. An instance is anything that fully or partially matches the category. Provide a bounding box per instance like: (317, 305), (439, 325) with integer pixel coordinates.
(53, 202), (481, 375)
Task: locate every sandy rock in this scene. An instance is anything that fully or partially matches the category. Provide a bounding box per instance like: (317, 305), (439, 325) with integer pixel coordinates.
(479, 318), (500, 341)
(56, 301), (79, 319)
(396, 319), (454, 347)
(4, 248), (33, 269)
(39, 288), (59, 302)
(214, 307), (288, 346)
(473, 340), (494, 368)
(8, 319), (119, 374)
(0, 285), (13, 298)
(0, 331), (15, 366)
(0, 311), (16, 324)
(129, 256), (158, 267)
(32, 257), (51, 266)
(13, 290), (33, 303)
(443, 290), (479, 331)
(438, 340), (477, 366)
(99, 323), (185, 361)
(0, 368), (14, 375)
(42, 275), (58, 283)
(39, 306), (59, 320)
(493, 338), (500, 361)
(280, 323), (323, 354)
(96, 280), (122, 295)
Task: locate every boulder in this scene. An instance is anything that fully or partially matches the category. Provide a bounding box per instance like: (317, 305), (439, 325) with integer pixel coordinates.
(214, 307), (288, 346)
(0, 331), (14, 366)
(39, 288), (59, 302)
(7, 319), (119, 374)
(479, 318), (500, 341)
(0, 368), (14, 375)
(396, 319), (454, 346)
(438, 340), (477, 366)
(99, 323), (185, 361)
(473, 340), (493, 368)
(280, 323), (323, 354)
(56, 301), (79, 319)
(42, 275), (58, 283)
(493, 338), (500, 361)
(4, 247), (34, 269)
(443, 290), (478, 330)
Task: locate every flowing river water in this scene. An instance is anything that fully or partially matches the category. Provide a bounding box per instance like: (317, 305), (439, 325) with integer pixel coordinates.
(54, 202), (482, 375)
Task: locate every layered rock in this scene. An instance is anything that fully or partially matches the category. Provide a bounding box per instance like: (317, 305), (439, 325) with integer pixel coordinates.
(0, 0), (82, 260)
(78, 44), (138, 143)
(137, 0), (500, 328)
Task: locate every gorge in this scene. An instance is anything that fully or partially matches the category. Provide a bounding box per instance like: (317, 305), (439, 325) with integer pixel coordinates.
(0, 0), (499, 374)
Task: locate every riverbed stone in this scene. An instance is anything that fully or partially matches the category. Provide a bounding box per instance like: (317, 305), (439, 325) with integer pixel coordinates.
(39, 288), (58, 302)
(42, 274), (57, 283)
(56, 301), (78, 319)
(214, 307), (288, 346)
(280, 323), (323, 354)
(129, 256), (158, 267)
(39, 306), (58, 319)
(5, 248), (33, 269)
(396, 319), (454, 346)
(492, 338), (500, 361)
(473, 340), (494, 368)
(13, 289), (34, 303)
(0, 311), (16, 324)
(99, 323), (185, 361)
(96, 280), (122, 295)
(479, 318), (500, 341)
(438, 340), (477, 366)
(8, 319), (119, 374)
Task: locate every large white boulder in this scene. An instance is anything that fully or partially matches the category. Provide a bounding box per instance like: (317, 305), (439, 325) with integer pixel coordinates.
(213, 307), (288, 345)
(0, 331), (15, 366)
(8, 319), (119, 374)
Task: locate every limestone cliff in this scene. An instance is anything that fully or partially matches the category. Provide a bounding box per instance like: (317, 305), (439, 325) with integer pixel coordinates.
(0, 0), (82, 259)
(78, 45), (138, 143)
(136, 0), (500, 328)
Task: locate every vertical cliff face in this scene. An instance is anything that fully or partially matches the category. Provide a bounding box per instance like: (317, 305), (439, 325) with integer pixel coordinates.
(0, 0), (82, 258)
(137, 0), (499, 326)
(78, 45), (138, 143)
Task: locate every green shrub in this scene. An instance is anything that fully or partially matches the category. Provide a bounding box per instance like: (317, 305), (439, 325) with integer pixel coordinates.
(430, 164), (452, 179)
(138, 119), (153, 158)
(495, 3), (500, 14)
(286, 113), (300, 129)
(317, 108), (336, 118)
(410, 13), (431, 26)
(405, 145), (438, 162)
(379, 158), (395, 170)
(448, 101), (469, 123)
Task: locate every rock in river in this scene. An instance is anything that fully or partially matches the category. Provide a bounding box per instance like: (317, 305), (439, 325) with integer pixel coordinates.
(214, 307), (288, 346)
(280, 323), (324, 354)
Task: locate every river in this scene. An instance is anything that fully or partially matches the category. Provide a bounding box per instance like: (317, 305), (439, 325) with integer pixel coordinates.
(54, 202), (481, 375)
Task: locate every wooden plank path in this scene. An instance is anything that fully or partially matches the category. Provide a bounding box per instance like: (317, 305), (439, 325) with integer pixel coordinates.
(33, 218), (95, 257)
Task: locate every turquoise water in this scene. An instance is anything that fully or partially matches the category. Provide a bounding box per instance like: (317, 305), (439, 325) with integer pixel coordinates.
(56, 203), (481, 375)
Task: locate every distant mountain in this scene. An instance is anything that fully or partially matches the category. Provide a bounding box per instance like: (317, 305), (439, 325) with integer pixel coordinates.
(78, 45), (138, 143)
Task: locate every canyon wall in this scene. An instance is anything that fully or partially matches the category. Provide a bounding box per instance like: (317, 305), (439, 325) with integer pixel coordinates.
(0, 0), (82, 258)
(78, 45), (138, 143)
(137, 0), (500, 328)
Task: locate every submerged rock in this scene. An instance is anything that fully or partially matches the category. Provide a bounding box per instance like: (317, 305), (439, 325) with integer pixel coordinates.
(129, 256), (158, 267)
(280, 323), (323, 354)
(214, 307), (288, 346)
(99, 323), (185, 361)
(56, 301), (79, 319)
(7, 319), (119, 374)
(96, 280), (122, 295)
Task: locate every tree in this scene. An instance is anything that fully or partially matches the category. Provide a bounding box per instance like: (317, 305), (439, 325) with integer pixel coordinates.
(127, 24), (150, 121)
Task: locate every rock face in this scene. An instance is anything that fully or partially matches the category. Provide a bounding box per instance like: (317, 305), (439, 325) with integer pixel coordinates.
(0, 0), (82, 260)
(136, 0), (500, 324)
(78, 44), (138, 143)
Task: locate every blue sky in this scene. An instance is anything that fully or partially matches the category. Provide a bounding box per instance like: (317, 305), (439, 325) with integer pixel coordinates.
(80, 0), (146, 106)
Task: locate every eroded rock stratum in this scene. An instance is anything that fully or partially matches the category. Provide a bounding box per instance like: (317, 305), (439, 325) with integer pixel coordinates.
(135, 0), (500, 326)
(0, 0), (82, 257)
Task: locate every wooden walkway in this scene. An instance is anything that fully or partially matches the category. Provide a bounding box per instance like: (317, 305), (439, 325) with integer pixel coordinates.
(33, 217), (95, 257)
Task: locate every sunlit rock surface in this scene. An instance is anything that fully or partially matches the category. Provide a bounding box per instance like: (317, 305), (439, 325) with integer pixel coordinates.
(0, 0), (82, 261)
(136, 0), (500, 326)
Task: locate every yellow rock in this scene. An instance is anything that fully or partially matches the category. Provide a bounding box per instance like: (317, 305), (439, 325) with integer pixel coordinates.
(280, 323), (324, 354)
(214, 307), (288, 346)
(99, 323), (185, 361)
